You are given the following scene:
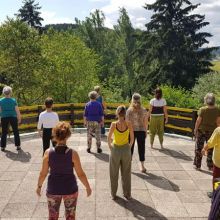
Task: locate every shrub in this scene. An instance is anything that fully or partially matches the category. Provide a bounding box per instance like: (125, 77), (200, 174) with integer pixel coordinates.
(158, 85), (200, 109)
(192, 72), (220, 106)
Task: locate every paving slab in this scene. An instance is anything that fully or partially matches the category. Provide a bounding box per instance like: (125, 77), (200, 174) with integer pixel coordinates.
(0, 132), (213, 219)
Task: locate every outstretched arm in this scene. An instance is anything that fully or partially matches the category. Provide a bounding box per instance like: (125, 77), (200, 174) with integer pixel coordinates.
(127, 121), (134, 147)
(108, 122), (115, 149)
(194, 116), (202, 136)
(72, 151), (92, 197)
(36, 150), (49, 196)
(15, 106), (21, 124)
(147, 105), (153, 121)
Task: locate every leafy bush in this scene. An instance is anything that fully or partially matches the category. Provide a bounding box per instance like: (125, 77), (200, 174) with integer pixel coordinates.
(157, 85), (200, 109)
(192, 71), (220, 106)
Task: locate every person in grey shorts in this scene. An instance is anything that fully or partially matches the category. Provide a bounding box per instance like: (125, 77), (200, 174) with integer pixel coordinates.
(108, 105), (134, 200)
(84, 91), (104, 153)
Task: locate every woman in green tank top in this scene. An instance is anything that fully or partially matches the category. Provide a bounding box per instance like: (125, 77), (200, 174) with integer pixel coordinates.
(194, 93), (220, 170)
(108, 105), (134, 200)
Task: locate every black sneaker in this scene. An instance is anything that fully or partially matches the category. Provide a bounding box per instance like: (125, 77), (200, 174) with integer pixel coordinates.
(87, 148), (91, 153)
(97, 148), (102, 153)
(1, 147), (5, 152)
(16, 146), (21, 151)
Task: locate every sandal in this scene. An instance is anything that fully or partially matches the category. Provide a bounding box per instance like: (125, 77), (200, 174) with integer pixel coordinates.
(141, 168), (147, 173)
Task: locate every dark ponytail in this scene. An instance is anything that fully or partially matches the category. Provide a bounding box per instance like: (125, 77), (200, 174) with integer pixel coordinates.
(155, 88), (162, 100)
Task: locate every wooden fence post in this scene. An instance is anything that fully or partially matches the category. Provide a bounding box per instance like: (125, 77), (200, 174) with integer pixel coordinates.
(70, 104), (74, 126)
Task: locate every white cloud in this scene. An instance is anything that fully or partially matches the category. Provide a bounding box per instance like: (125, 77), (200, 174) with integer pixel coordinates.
(104, 16), (114, 28)
(98, 0), (151, 30)
(101, 0), (149, 15)
(136, 17), (147, 22)
(41, 10), (73, 24)
(193, 1), (220, 46)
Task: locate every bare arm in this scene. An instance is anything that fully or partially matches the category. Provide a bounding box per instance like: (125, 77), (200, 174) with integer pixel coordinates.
(217, 116), (220, 127)
(127, 121), (134, 147)
(107, 122), (115, 148)
(83, 116), (87, 127)
(83, 107), (88, 127)
(36, 150), (49, 196)
(100, 116), (104, 127)
(194, 116), (202, 136)
(202, 128), (218, 155)
(147, 105), (153, 121)
(72, 151), (91, 197)
(143, 110), (148, 133)
(15, 106), (21, 124)
(102, 97), (107, 110)
(163, 106), (168, 123)
(37, 113), (43, 137)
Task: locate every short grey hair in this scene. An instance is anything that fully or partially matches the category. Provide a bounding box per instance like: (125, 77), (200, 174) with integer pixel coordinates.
(88, 91), (98, 100)
(204, 93), (215, 106)
(2, 86), (12, 96)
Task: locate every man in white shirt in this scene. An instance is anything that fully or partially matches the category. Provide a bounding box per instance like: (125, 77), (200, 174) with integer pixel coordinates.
(37, 97), (59, 155)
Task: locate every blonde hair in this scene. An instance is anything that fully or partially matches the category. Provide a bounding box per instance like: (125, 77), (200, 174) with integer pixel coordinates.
(94, 85), (101, 94)
(52, 122), (71, 142)
(130, 93), (142, 109)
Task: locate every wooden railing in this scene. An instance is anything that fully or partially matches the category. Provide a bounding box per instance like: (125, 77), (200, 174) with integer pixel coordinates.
(1, 103), (198, 137)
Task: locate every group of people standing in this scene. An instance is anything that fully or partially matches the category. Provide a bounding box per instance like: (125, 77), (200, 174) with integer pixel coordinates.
(84, 87), (168, 200)
(1, 85), (220, 219)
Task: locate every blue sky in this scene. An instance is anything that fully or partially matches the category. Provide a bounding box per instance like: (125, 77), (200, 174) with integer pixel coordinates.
(0, 0), (219, 46)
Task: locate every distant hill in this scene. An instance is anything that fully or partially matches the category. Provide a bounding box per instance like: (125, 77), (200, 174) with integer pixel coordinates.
(212, 46), (220, 61)
(44, 23), (78, 32)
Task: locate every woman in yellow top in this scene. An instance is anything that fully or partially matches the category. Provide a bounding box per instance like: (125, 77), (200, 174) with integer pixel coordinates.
(202, 127), (220, 193)
(108, 105), (134, 200)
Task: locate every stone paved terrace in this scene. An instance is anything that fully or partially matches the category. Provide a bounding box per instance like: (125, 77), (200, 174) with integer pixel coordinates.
(0, 131), (213, 220)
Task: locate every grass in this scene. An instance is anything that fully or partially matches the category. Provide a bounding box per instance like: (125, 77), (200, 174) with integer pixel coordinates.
(212, 61), (220, 71)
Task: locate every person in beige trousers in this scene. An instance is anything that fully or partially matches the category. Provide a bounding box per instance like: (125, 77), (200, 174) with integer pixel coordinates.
(108, 105), (134, 200)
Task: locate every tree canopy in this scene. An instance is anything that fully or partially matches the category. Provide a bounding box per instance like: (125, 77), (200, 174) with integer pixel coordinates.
(16, 0), (44, 31)
(136, 0), (216, 89)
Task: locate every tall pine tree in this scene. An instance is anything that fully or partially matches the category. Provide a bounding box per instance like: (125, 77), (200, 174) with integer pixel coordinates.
(114, 8), (136, 96)
(136, 0), (216, 89)
(16, 0), (44, 31)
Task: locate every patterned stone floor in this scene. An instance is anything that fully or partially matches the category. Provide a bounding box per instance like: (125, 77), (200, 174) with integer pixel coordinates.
(0, 131), (212, 219)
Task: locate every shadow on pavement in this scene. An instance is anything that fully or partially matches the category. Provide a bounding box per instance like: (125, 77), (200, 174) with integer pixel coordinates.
(157, 148), (193, 161)
(4, 149), (31, 163)
(91, 152), (109, 162)
(132, 172), (180, 192)
(199, 169), (213, 176)
(115, 196), (168, 220)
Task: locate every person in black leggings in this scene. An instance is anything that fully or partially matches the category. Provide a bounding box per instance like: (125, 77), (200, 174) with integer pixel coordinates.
(37, 97), (59, 155)
(126, 93), (148, 173)
(0, 86), (21, 151)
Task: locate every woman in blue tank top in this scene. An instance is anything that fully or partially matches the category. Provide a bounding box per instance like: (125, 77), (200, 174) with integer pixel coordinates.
(36, 122), (92, 220)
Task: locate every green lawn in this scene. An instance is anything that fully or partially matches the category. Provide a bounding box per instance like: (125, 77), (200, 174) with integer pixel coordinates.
(212, 61), (220, 71)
